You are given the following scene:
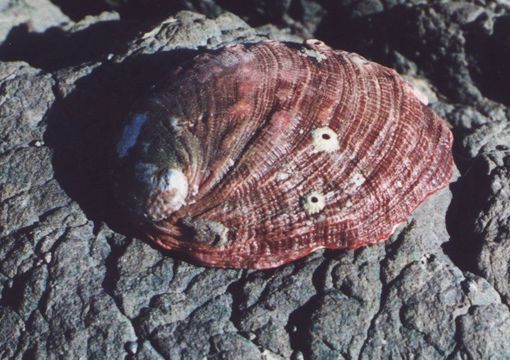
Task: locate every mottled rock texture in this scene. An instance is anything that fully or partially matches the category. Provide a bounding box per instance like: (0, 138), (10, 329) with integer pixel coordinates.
(0, 0), (70, 43)
(0, 1), (509, 358)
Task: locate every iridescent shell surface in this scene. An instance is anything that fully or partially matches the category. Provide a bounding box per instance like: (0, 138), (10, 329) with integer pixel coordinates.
(111, 39), (454, 269)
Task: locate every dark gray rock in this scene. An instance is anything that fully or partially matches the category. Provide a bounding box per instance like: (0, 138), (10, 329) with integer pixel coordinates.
(470, 149), (510, 305)
(0, 3), (509, 359)
(306, 251), (383, 359)
(235, 256), (322, 357)
(435, 98), (510, 309)
(0, 306), (24, 359)
(112, 238), (175, 318)
(0, 62), (55, 155)
(149, 294), (254, 359)
(456, 304), (510, 358)
(106, 0), (327, 38)
(117, 11), (262, 59)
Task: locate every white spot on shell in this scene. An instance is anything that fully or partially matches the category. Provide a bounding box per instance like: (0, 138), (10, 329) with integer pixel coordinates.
(304, 39), (329, 52)
(311, 127), (340, 153)
(156, 169), (188, 195)
(301, 191), (326, 216)
(350, 53), (369, 66)
(351, 172), (365, 187)
(402, 75), (438, 105)
(116, 113), (148, 158)
(170, 116), (182, 133)
(276, 172), (290, 181)
(135, 165), (189, 221)
(300, 48), (327, 62)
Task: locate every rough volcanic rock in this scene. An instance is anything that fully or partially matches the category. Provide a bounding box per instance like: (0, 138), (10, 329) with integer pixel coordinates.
(0, 2), (509, 359)
(0, 0), (70, 43)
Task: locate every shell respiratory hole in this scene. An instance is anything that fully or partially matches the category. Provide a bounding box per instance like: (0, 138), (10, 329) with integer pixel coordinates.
(111, 39), (454, 269)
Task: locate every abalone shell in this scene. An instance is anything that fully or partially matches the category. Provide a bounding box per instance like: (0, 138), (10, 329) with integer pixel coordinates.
(111, 39), (453, 269)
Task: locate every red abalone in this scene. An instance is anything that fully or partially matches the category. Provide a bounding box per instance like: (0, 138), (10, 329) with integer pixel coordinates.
(111, 39), (453, 269)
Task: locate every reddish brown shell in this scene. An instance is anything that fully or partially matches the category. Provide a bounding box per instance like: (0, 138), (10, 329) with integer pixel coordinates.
(111, 39), (453, 269)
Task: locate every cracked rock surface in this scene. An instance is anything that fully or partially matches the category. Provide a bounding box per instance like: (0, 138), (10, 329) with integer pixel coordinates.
(1, 1), (510, 359)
